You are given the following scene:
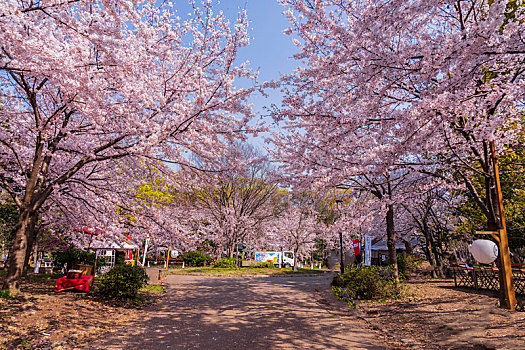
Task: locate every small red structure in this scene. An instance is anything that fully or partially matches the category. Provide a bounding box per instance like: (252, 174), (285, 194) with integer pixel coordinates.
(352, 239), (360, 256)
(54, 275), (93, 293)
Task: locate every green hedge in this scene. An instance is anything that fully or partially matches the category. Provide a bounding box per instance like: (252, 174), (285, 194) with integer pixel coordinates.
(253, 261), (275, 268)
(397, 254), (421, 279)
(97, 264), (149, 299)
(331, 265), (401, 302)
(213, 258), (235, 268)
(181, 250), (211, 267)
(52, 248), (95, 270)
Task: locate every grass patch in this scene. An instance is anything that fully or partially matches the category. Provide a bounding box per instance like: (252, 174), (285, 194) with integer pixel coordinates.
(140, 284), (166, 294)
(166, 266), (328, 275)
(0, 270), (6, 277)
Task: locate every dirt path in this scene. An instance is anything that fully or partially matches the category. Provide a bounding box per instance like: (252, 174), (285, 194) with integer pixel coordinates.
(86, 274), (391, 349)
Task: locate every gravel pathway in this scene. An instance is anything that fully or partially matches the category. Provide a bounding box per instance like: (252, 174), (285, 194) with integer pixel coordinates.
(88, 274), (390, 349)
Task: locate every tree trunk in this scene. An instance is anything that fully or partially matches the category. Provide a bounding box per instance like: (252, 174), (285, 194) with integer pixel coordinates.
(227, 240), (234, 259)
(403, 240), (413, 255)
(293, 246), (298, 271)
(424, 235), (438, 278)
(22, 214), (38, 276)
(234, 239), (239, 269)
(386, 204), (399, 284)
(3, 208), (36, 293)
(431, 242), (445, 278)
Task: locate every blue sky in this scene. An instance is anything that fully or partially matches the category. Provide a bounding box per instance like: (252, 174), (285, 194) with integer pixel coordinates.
(231, 0), (299, 150)
(177, 0), (299, 151)
(205, 1), (298, 80)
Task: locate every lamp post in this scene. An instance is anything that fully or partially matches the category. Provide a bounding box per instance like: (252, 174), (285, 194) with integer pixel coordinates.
(336, 199), (344, 274)
(339, 230), (344, 274)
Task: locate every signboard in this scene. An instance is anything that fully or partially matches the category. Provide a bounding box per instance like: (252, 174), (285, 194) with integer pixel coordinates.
(255, 252), (281, 265)
(352, 239), (360, 256)
(364, 235), (372, 266)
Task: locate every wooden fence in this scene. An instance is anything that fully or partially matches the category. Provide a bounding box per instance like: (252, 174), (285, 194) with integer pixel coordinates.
(451, 265), (525, 311)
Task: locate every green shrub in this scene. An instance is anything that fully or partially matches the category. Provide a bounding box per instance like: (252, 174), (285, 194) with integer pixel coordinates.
(96, 264), (149, 299)
(214, 258), (235, 268)
(397, 254), (421, 279)
(253, 261), (276, 268)
(53, 248), (96, 271)
(115, 251), (126, 266)
(181, 250), (211, 267)
(0, 289), (11, 299)
(331, 265), (401, 302)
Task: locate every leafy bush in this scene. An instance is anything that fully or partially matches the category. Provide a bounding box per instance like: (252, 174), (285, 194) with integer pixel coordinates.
(397, 254), (421, 279)
(182, 250), (211, 267)
(52, 248), (96, 271)
(213, 258), (235, 268)
(0, 289), (11, 299)
(97, 264), (149, 299)
(253, 261), (276, 268)
(331, 265), (401, 302)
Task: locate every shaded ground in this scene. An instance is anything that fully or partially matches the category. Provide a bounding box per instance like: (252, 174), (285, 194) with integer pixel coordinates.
(359, 279), (525, 349)
(0, 274), (159, 349)
(84, 274), (392, 349)
(4, 272), (525, 349)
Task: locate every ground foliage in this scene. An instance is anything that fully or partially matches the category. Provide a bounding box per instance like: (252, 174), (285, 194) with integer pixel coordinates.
(52, 248), (96, 272)
(253, 261), (276, 268)
(181, 251), (212, 267)
(96, 265), (149, 300)
(332, 265), (403, 303)
(213, 258), (235, 268)
(397, 254), (422, 280)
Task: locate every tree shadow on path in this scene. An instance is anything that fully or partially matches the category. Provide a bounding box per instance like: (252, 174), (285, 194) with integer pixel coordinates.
(88, 274), (390, 350)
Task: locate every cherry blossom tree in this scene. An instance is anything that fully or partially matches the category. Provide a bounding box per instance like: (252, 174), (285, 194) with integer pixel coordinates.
(272, 0), (524, 275)
(0, 0), (255, 292)
(270, 193), (328, 270)
(400, 187), (460, 278)
(176, 143), (284, 261)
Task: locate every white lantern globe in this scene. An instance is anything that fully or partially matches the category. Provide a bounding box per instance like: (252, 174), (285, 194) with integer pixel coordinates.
(469, 239), (499, 264)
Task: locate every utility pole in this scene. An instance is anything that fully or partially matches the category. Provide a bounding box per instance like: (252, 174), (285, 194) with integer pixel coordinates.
(339, 231), (344, 274)
(335, 199), (345, 274)
(490, 141), (517, 310)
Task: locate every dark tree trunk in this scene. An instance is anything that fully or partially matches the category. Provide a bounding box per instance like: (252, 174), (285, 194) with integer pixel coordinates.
(404, 240), (413, 255)
(3, 208), (37, 293)
(293, 246), (298, 271)
(431, 241), (445, 278)
(386, 204), (399, 284)
(227, 238), (234, 259)
(425, 235), (438, 278)
(421, 220), (439, 278)
(22, 214), (38, 276)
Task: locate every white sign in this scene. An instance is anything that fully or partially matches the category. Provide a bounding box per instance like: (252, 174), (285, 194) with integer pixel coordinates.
(364, 235), (372, 266)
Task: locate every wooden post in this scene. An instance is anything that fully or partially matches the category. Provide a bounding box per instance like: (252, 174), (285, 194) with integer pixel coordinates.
(490, 141), (517, 311)
(93, 250), (98, 277)
(165, 246), (171, 270)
